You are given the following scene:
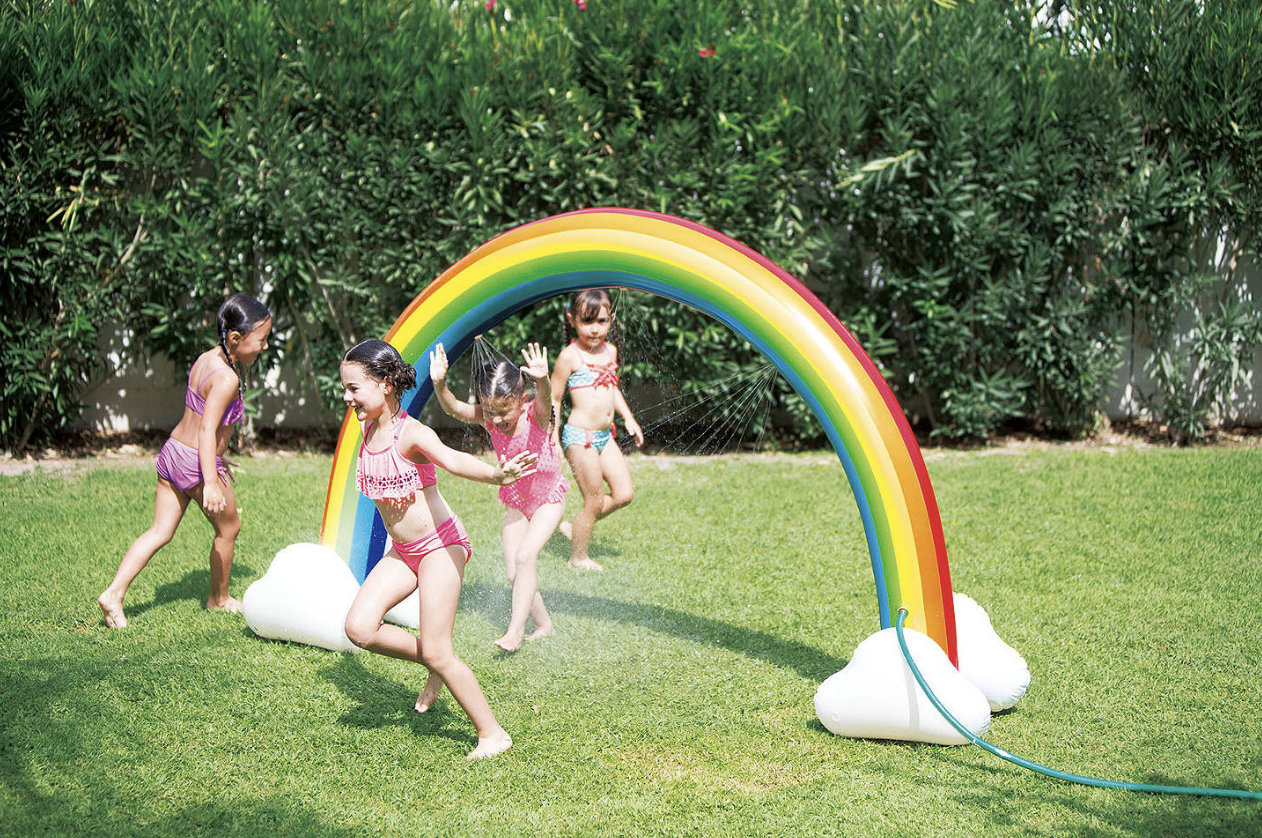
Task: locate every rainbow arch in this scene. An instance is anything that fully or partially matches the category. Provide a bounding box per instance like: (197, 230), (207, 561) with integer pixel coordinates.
(320, 208), (958, 664)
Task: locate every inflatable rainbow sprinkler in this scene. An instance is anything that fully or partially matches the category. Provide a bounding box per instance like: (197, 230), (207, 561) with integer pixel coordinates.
(314, 208), (1029, 744)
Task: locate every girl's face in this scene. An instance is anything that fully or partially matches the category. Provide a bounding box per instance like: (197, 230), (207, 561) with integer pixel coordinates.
(482, 394), (527, 434)
(340, 361), (391, 423)
(570, 304), (612, 351)
(230, 317), (272, 366)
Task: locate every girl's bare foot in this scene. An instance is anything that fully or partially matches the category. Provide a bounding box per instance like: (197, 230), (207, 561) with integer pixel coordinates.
(493, 630), (524, 653)
(558, 520), (573, 540)
(526, 623), (554, 642)
(568, 557), (603, 571)
(415, 671), (445, 713)
(206, 596), (244, 614)
(98, 593), (127, 629)
(467, 730), (513, 760)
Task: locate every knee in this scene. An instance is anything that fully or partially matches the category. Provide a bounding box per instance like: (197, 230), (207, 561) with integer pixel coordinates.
(145, 527), (177, 549)
(343, 613), (379, 649)
(511, 549), (538, 572)
(610, 487), (635, 511)
(419, 645), (456, 672)
(215, 518), (242, 542)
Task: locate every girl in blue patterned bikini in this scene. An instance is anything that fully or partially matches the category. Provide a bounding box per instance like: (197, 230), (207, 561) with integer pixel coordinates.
(339, 339), (536, 759)
(550, 289), (643, 571)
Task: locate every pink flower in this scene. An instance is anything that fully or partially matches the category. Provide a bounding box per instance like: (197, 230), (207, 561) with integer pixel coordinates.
(699, 46), (716, 58)
(485, 0), (495, 9)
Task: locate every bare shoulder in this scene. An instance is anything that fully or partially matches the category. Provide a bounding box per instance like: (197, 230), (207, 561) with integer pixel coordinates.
(398, 415), (440, 461)
(553, 343), (581, 372)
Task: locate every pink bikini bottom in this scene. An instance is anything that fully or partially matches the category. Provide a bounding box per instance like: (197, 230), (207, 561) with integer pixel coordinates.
(391, 516), (472, 575)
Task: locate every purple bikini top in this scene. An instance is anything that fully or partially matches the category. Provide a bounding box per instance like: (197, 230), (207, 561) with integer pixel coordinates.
(185, 366), (245, 426)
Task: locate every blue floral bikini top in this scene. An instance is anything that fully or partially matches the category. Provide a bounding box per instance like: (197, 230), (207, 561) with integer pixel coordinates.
(566, 342), (620, 390)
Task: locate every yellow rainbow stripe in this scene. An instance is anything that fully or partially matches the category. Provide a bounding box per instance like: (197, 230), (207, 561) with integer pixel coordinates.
(321, 209), (958, 664)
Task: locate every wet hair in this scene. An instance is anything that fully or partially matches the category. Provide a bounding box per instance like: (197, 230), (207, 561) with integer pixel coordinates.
(475, 360), (555, 430)
(342, 339), (418, 396)
(475, 360), (533, 404)
(217, 293), (271, 374)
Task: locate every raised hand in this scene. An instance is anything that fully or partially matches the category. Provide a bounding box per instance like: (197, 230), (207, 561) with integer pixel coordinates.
(496, 450), (539, 485)
(429, 343), (450, 383)
(519, 342), (548, 382)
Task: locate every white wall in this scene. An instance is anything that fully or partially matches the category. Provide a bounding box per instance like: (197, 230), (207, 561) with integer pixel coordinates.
(78, 259), (1262, 433)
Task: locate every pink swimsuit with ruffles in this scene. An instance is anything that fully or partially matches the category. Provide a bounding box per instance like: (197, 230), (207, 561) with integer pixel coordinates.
(356, 416), (470, 572)
(485, 400), (568, 518)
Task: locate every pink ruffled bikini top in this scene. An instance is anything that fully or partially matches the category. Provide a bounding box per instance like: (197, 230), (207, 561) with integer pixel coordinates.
(356, 416), (437, 501)
(185, 366), (245, 426)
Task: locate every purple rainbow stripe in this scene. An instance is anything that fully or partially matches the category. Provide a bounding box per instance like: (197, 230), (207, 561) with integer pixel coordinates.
(321, 209), (958, 664)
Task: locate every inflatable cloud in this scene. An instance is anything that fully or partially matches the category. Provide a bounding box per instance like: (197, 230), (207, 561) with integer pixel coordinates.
(953, 592), (1030, 711)
(243, 543), (362, 652)
(814, 626), (991, 745)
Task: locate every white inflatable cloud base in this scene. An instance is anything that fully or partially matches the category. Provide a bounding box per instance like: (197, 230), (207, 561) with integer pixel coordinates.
(815, 626), (991, 745)
(243, 543), (424, 652)
(952, 592), (1030, 711)
(243, 543), (362, 652)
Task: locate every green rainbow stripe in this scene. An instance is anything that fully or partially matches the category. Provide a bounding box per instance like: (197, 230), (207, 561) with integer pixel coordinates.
(321, 208), (958, 664)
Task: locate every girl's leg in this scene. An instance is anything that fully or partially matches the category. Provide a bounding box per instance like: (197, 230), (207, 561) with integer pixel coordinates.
(342, 555), (446, 715)
(416, 546), (512, 759)
(495, 503), (562, 652)
(595, 441), (634, 519)
(343, 554), (421, 659)
(565, 445), (607, 570)
(99, 478), (191, 628)
(191, 477), (243, 612)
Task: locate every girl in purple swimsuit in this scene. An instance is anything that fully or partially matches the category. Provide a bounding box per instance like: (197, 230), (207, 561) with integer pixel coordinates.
(340, 339), (536, 759)
(99, 293), (272, 629)
(431, 341), (567, 653)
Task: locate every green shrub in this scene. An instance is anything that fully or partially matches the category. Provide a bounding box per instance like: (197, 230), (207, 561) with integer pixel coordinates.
(3, 0), (1259, 450)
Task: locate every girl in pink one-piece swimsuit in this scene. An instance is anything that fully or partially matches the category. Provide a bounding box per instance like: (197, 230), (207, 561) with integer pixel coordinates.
(430, 341), (567, 653)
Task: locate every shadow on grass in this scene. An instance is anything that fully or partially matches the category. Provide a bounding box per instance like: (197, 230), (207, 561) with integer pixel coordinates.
(109, 565), (258, 626)
(0, 770), (362, 838)
(316, 653), (477, 752)
(460, 580), (847, 683)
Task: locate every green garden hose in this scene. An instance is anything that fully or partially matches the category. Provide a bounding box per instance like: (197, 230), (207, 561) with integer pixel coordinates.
(893, 607), (1262, 800)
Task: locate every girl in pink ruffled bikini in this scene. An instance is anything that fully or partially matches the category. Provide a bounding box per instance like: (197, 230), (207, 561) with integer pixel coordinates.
(431, 341), (566, 653)
(99, 293), (272, 629)
(340, 338), (536, 759)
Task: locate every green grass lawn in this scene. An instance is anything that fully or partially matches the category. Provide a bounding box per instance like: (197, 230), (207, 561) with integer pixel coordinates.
(2, 444), (1260, 837)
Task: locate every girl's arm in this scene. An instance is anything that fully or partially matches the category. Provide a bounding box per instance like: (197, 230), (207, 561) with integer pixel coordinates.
(521, 343), (553, 429)
(198, 370), (240, 512)
(614, 387), (644, 447)
(607, 346), (643, 447)
(549, 346), (576, 426)
(401, 419), (536, 485)
(429, 343), (482, 425)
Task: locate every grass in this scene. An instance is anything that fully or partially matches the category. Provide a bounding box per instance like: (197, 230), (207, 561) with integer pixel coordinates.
(2, 443), (1261, 837)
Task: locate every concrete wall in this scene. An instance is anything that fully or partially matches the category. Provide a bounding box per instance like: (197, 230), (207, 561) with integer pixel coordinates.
(79, 259), (1261, 433)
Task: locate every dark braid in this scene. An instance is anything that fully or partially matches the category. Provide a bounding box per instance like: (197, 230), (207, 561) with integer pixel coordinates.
(216, 293), (271, 396)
